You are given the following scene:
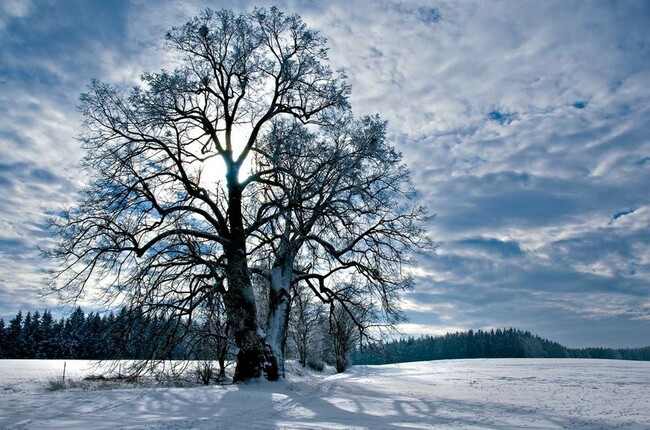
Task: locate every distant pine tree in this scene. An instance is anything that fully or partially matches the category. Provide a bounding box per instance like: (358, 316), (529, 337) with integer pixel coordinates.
(0, 318), (6, 358)
(37, 310), (55, 358)
(6, 311), (24, 358)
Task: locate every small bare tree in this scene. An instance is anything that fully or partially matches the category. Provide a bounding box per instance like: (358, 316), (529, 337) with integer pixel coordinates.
(289, 283), (323, 367)
(194, 293), (232, 381)
(328, 300), (363, 373)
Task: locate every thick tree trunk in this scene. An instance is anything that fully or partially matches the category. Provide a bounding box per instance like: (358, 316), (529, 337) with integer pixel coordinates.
(224, 247), (265, 382)
(264, 254), (293, 379)
(223, 165), (269, 382)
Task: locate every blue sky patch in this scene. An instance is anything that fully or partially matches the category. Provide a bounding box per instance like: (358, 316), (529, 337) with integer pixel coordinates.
(488, 110), (516, 125)
(612, 208), (636, 221)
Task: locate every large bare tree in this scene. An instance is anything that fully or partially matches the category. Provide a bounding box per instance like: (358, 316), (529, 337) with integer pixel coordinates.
(47, 7), (348, 381)
(48, 7), (431, 382)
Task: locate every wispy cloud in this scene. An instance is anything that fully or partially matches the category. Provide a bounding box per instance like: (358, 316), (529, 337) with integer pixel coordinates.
(0, 0), (32, 31)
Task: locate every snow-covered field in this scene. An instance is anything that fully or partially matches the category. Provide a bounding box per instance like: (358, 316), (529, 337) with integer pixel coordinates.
(0, 358), (648, 429)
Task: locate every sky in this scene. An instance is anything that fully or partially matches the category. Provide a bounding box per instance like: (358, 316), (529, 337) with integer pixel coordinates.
(0, 0), (648, 348)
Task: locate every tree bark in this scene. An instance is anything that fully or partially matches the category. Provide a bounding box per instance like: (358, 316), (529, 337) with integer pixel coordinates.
(224, 168), (268, 382)
(264, 253), (294, 379)
(218, 357), (226, 381)
(224, 244), (265, 382)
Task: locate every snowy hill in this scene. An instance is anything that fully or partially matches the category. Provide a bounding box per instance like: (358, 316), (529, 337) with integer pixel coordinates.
(0, 358), (648, 429)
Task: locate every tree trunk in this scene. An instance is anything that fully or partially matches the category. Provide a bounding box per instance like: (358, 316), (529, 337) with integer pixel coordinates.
(264, 254), (293, 379)
(224, 166), (273, 382)
(335, 358), (346, 374)
(298, 334), (307, 366)
(217, 329), (228, 381)
(265, 267), (292, 379)
(224, 179), (263, 380)
(224, 245), (266, 382)
(218, 357), (226, 380)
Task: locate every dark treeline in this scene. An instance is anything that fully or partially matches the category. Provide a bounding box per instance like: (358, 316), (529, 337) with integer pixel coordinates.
(3, 310), (649, 365)
(0, 307), (218, 360)
(352, 328), (650, 365)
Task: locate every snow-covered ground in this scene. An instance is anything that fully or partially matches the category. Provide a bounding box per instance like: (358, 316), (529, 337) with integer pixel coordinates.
(0, 358), (648, 429)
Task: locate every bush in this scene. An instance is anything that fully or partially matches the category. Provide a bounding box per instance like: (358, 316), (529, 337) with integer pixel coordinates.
(306, 355), (324, 372)
(46, 378), (69, 391)
(46, 377), (118, 391)
(196, 361), (214, 385)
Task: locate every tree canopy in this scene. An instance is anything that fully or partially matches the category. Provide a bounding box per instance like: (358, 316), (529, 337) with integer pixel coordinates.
(47, 6), (431, 381)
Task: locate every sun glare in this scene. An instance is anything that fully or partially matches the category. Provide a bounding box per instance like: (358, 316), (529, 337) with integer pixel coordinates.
(198, 124), (256, 189)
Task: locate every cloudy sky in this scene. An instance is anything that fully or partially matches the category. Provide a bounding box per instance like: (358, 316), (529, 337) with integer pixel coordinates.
(1, 0), (648, 348)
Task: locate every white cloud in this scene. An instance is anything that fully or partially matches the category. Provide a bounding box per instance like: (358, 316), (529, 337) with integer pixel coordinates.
(396, 323), (466, 338)
(0, 0), (32, 31)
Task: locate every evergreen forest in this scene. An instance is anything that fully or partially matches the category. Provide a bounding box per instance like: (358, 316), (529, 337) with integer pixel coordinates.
(1, 308), (648, 363)
(352, 328), (650, 364)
